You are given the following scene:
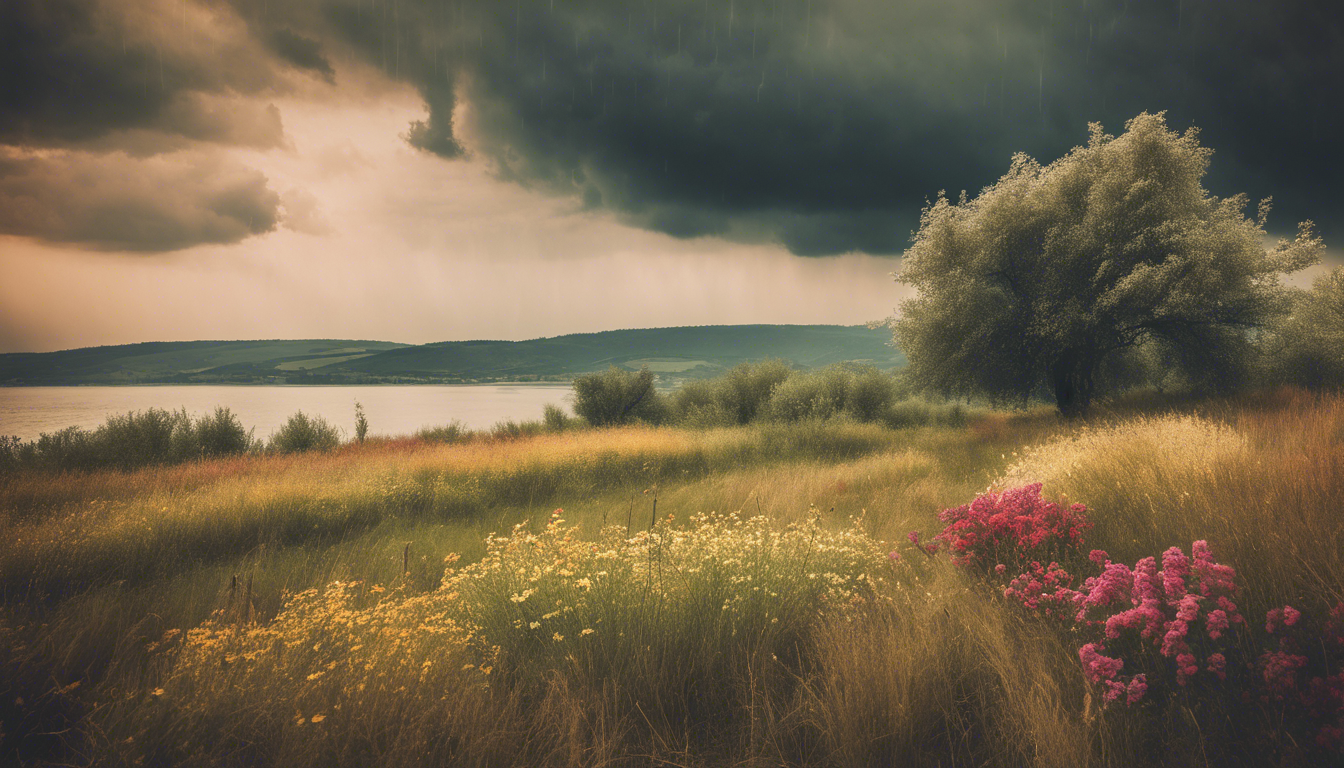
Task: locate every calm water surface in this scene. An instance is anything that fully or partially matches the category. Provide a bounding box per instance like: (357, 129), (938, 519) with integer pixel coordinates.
(0, 385), (575, 442)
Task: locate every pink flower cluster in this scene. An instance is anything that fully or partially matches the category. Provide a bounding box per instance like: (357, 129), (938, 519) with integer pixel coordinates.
(932, 483), (1090, 569)
(922, 486), (1344, 751)
(1058, 542), (1246, 698)
(1002, 560), (1075, 616)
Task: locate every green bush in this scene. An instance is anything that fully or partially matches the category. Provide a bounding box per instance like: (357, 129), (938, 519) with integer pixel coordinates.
(669, 360), (794, 426)
(1, 407), (256, 474)
(416, 420), (470, 444)
(762, 365), (897, 423)
(541, 403), (576, 432)
(489, 418), (544, 441)
(1260, 267), (1344, 390)
(30, 425), (101, 471)
(97, 408), (188, 470)
(571, 366), (667, 426)
(669, 379), (735, 427)
(354, 401), (369, 443)
(719, 359), (794, 424)
(266, 411), (342, 454)
(183, 407), (254, 458)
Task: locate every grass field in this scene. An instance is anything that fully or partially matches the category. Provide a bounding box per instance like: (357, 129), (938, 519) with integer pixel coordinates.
(1, 389), (1341, 766)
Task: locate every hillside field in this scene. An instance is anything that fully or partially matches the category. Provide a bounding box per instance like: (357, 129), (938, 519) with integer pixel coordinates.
(0, 389), (1341, 766)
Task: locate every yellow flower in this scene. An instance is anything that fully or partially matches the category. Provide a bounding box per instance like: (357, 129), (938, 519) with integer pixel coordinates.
(553, 632), (564, 642)
(311, 714), (326, 723)
(580, 628), (595, 636)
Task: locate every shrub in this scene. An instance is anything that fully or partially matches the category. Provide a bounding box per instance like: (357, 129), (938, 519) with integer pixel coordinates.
(266, 411), (342, 454)
(188, 407), (253, 458)
(669, 379), (736, 427)
(416, 420), (470, 444)
(489, 418), (544, 441)
(541, 403), (575, 432)
(717, 359), (794, 424)
(760, 364), (898, 424)
(96, 408), (188, 470)
(353, 401), (369, 443)
(571, 366), (667, 426)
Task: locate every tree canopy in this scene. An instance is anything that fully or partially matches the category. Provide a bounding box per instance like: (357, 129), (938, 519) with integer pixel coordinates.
(891, 112), (1323, 417)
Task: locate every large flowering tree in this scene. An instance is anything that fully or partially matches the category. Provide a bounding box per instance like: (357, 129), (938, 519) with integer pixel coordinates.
(891, 112), (1322, 417)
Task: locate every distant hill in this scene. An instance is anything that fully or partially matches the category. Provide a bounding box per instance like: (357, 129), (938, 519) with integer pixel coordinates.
(0, 326), (903, 386)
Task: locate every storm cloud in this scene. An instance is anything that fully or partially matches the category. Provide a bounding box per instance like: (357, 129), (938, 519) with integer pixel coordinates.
(347, 0), (1341, 255)
(0, 0), (325, 249)
(0, 149), (280, 251)
(3, 0), (1340, 256)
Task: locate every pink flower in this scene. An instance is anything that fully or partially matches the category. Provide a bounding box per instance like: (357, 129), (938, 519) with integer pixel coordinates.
(1175, 653), (1200, 686)
(907, 531), (921, 545)
(887, 551), (902, 561)
(994, 563), (1006, 574)
(1161, 546), (1190, 600)
(1089, 549), (1110, 567)
(1126, 674), (1148, 705)
(1206, 609), (1229, 640)
(1260, 650), (1308, 697)
(1207, 653), (1227, 680)
(1079, 643), (1124, 683)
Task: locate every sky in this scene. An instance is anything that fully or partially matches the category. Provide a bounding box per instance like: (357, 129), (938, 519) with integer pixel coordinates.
(1, 0), (1340, 353)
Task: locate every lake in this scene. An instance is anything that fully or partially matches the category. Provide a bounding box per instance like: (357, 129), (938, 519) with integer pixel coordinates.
(0, 385), (576, 442)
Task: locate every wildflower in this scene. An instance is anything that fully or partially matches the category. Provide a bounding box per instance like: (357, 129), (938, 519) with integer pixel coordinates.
(1266, 605), (1302, 634)
(528, 621), (540, 630)
(311, 714), (326, 723)
(580, 628), (594, 636)
(1206, 609), (1230, 640)
(1207, 653), (1227, 680)
(888, 551), (902, 562)
(1126, 674), (1148, 705)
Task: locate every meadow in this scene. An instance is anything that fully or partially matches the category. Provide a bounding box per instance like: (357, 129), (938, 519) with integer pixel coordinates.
(1, 387), (1341, 766)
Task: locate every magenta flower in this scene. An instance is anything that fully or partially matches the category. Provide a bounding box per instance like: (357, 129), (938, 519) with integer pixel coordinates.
(1206, 609), (1230, 640)
(1266, 606), (1302, 634)
(1160, 546), (1190, 600)
(1126, 674), (1148, 705)
(1207, 653), (1227, 680)
(1079, 643), (1124, 683)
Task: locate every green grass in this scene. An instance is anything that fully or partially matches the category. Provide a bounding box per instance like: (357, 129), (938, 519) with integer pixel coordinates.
(1, 389), (1341, 766)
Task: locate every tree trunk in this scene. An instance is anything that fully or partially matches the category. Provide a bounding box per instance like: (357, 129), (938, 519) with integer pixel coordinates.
(1051, 349), (1095, 419)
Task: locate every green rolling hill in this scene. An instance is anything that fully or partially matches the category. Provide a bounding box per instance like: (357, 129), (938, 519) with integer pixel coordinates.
(0, 326), (903, 385)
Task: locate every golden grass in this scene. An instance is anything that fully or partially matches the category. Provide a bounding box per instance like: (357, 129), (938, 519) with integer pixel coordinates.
(1002, 389), (1344, 615)
(2, 390), (1341, 766)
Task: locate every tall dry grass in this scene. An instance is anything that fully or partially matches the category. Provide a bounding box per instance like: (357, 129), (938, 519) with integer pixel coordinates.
(3, 389), (1340, 766)
(1000, 388), (1344, 617)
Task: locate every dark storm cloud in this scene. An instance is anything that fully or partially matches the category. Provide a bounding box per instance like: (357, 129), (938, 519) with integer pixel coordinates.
(339, 0), (1340, 255)
(268, 29), (337, 82)
(0, 0), (329, 250)
(5, 0), (1339, 256)
(0, 150), (280, 251)
(0, 0), (292, 149)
